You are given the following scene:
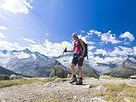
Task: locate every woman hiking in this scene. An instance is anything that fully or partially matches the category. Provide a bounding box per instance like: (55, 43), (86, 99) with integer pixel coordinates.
(64, 33), (85, 85)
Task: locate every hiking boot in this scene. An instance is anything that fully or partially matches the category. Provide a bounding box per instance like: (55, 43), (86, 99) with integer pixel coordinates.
(76, 78), (83, 85)
(69, 75), (77, 83)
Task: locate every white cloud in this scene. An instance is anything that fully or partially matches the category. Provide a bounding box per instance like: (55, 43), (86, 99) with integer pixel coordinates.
(0, 32), (6, 39)
(87, 30), (121, 44)
(120, 32), (135, 42)
(0, 14), (5, 19)
(0, 26), (7, 30)
(88, 46), (95, 56)
(95, 49), (108, 55)
(109, 46), (133, 56)
(23, 39), (73, 57)
(0, 40), (24, 50)
(101, 31), (121, 44)
(88, 30), (102, 36)
(42, 40), (72, 56)
(88, 46), (95, 51)
(0, 0), (33, 14)
(23, 37), (36, 44)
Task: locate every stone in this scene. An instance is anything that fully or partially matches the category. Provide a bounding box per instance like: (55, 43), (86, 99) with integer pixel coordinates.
(83, 85), (92, 89)
(10, 74), (17, 80)
(99, 75), (112, 79)
(96, 85), (107, 93)
(130, 75), (136, 79)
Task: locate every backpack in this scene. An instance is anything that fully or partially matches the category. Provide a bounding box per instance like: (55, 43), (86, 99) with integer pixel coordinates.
(83, 41), (88, 59)
(75, 39), (88, 59)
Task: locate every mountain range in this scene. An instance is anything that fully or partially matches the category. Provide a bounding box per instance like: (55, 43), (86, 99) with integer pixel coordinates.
(0, 48), (136, 78)
(0, 49), (69, 77)
(57, 52), (136, 77)
(0, 66), (17, 76)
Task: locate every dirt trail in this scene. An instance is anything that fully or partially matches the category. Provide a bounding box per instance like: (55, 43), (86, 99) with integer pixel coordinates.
(0, 77), (136, 102)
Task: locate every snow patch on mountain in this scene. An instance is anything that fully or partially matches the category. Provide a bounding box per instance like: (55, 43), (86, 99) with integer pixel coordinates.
(15, 52), (30, 59)
(0, 49), (68, 77)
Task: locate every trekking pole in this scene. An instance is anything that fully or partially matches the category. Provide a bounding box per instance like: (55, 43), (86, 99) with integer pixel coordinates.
(49, 48), (67, 78)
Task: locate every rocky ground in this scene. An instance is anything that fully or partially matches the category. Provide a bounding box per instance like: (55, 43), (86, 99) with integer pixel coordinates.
(0, 76), (136, 102)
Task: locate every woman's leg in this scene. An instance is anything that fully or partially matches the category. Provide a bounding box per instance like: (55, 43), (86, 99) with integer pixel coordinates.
(78, 66), (83, 78)
(71, 63), (76, 75)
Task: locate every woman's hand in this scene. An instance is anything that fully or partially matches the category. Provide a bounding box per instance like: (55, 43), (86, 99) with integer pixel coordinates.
(63, 48), (67, 53)
(79, 55), (84, 58)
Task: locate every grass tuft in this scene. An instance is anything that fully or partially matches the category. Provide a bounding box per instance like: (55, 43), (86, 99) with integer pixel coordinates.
(0, 77), (57, 88)
(94, 84), (136, 102)
(36, 99), (72, 102)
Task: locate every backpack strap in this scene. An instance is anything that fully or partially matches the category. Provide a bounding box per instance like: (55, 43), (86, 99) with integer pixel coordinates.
(77, 39), (82, 46)
(78, 39), (88, 59)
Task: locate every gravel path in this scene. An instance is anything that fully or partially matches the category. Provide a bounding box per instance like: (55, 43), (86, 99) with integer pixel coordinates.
(0, 77), (136, 102)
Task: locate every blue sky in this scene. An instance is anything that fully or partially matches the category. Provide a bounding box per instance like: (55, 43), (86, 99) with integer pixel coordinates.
(0, 0), (136, 56)
(31, 0), (136, 42)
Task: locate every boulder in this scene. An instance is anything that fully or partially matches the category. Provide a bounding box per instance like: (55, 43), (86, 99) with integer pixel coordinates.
(10, 74), (17, 80)
(50, 67), (70, 78)
(130, 75), (136, 79)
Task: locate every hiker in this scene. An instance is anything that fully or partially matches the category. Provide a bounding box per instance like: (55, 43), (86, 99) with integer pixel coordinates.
(64, 33), (86, 85)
